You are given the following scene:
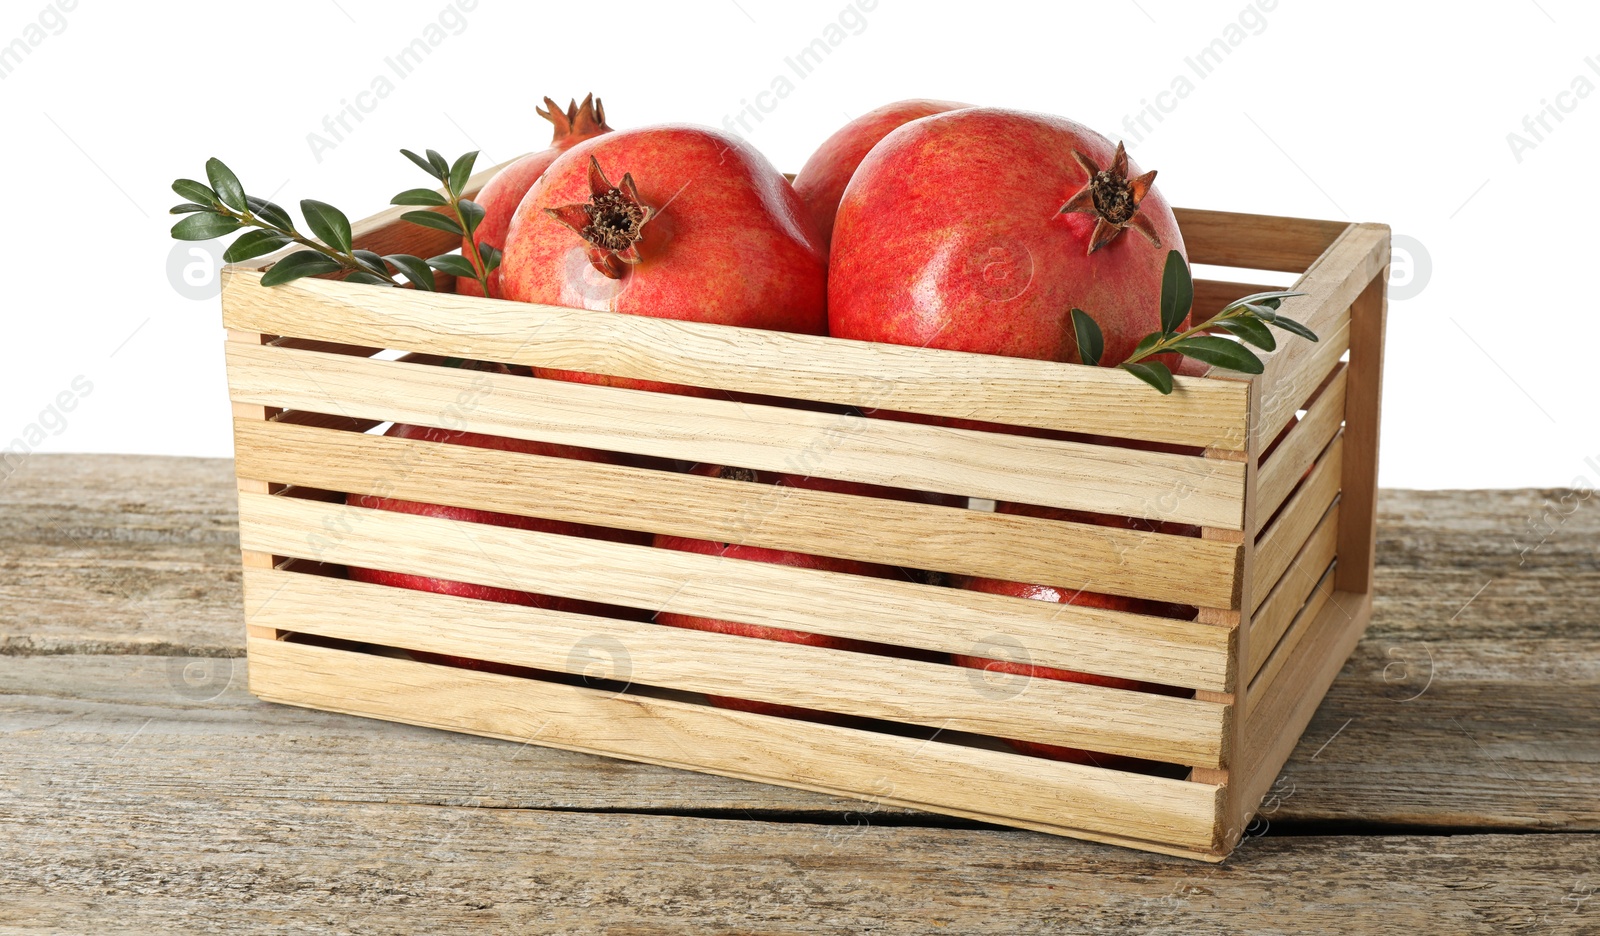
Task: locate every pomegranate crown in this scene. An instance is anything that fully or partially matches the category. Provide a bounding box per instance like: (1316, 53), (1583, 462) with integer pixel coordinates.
(545, 155), (655, 279)
(536, 93), (611, 145)
(1058, 141), (1162, 255)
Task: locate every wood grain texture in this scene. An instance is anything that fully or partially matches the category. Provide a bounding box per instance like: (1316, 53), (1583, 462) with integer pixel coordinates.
(1336, 273), (1389, 595)
(219, 268), (1252, 450)
(237, 491), (1233, 687)
(4, 779), (1596, 936)
(232, 416), (1243, 614)
(1248, 510), (1339, 682)
(1252, 435), (1343, 612)
(1172, 208), (1350, 272)
(244, 567), (1230, 767)
(250, 637), (1225, 852)
(1257, 364), (1347, 525)
(224, 341), (1250, 530)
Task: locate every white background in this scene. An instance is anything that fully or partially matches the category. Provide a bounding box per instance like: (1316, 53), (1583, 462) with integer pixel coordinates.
(0, 0), (1594, 489)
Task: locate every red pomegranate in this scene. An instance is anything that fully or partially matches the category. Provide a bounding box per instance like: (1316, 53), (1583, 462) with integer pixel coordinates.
(950, 574), (1193, 770)
(828, 108), (1185, 369)
(792, 99), (969, 250)
(499, 125), (827, 395)
(345, 421), (651, 674)
(458, 94), (613, 299)
(653, 465), (945, 722)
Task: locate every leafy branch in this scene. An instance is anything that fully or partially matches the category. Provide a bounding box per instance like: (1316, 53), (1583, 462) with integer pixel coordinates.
(1071, 250), (1316, 394)
(168, 148), (498, 292)
(392, 148), (500, 297)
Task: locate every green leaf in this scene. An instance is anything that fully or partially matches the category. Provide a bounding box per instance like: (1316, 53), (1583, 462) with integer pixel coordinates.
(401, 148), (443, 180)
(478, 244), (502, 273)
(222, 229), (292, 263)
(171, 212), (241, 240)
(1219, 315), (1277, 352)
(170, 203), (211, 215)
(458, 198), (485, 235)
(1235, 290), (1306, 308)
(1268, 315), (1319, 342)
(449, 151), (478, 196)
(384, 254), (437, 290)
(352, 249), (388, 273)
(1242, 302), (1278, 321)
(205, 158), (247, 212)
(1159, 250), (1193, 334)
(426, 149), (450, 179)
(300, 199), (353, 254)
(259, 250), (343, 287)
(343, 271), (395, 286)
(172, 178), (216, 206)
(1129, 332), (1165, 360)
(246, 195), (295, 231)
(391, 187), (450, 207)
(402, 210), (465, 236)
(1070, 308), (1104, 367)
(1121, 361), (1174, 394)
(425, 253), (480, 278)
(1168, 335), (1265, 374)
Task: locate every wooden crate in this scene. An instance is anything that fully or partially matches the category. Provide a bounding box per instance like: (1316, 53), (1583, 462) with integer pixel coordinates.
(221, 158), (1389, 861)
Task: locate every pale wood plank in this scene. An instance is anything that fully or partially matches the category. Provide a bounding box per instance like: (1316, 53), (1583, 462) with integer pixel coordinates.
(1247, 571), (1336, 716)
(224, 342), (1249, 531)
(248, 636), (1225, 850)
(244, 566), (1229, 767)
(235, 491), (1233, 690)
(232, 417), (1242, 615)
(1173, 208), (1350, 272)
(1337, 272), (1389, 595)
(219, 268), (1252, 450)
(1252, 435), (1344, 612)
(1257, 364), (1347, 523)
(1248, 508), (1339, 681)
(1245, 223), (1387, 449)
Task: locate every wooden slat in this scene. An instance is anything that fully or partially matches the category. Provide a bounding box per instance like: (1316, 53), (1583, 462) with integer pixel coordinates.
(235, 491), (1233, 690)
(246, 636), (1225, 851)
(224, 343), (1249, 531)
(1253, 316), (1350, 462)
(1337, 273), (1388, 595)
(1257, 365), (1347, 522)
(1247, 223), (1387, 448)
(1172, 208), (1349, 272)
(1248, 505), (1339, 680)
(219, 270), (1251, 451)
(1253, 437), (1343, 612)
(1248, 568), (1336, 712)
(244, 567), (1227, 767)
(232, 417), (1242, 613)
(1236, 590), (1371, 827)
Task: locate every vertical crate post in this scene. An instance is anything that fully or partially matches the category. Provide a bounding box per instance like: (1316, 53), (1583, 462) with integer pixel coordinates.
(1188, 376), (1259, 855)
(1335, 271), (1388, 595)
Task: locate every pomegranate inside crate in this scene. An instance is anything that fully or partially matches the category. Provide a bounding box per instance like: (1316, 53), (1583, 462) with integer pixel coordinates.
(179, 94), (1388, 860)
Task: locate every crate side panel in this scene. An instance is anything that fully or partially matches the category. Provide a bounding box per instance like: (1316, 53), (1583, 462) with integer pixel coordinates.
(235, 491), (1233, 691)
(244, 567), (1228, 767)
(1251, 438), (1342, 613)
(1172, 209), (1349, 272)
(1247, 507), (1340, 681)
(233, 418), (1241, 613)
(246, 637), (1223, 850)
(219, 270), (1251, 451)
(224, 342), (1249, 531)
(1257, 365), (1347, 523)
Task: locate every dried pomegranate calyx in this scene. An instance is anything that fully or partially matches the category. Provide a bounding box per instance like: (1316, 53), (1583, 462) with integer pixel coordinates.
(1058, 141), (1162, 255)
(536, 93), (611, 145)
(545, 155), (655, 279)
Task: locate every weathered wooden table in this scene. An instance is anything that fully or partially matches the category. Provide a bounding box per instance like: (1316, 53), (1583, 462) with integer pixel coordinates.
(3, 455), (1596, 934)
